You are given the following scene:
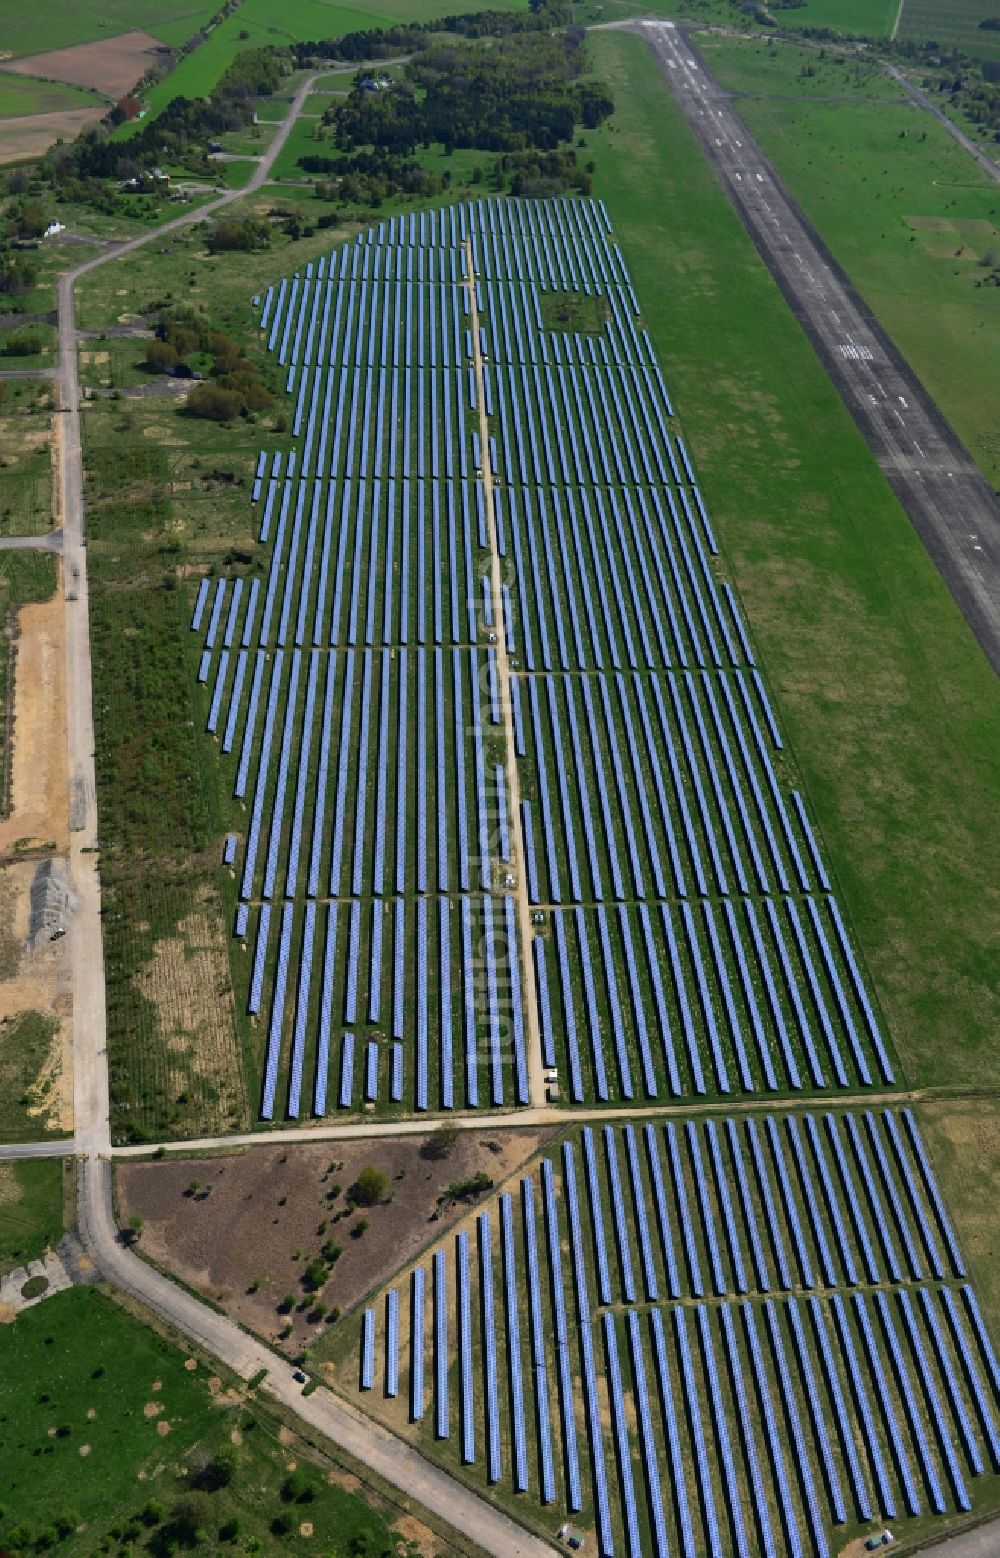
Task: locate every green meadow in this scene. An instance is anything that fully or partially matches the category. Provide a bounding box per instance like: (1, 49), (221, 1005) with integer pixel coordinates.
(588, 27), (1000, 1096)
(0, 1286), (407, 1555)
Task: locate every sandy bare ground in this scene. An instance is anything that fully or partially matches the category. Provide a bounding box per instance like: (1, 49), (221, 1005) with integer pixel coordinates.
(0, 591), (72, 1129)
(0, 108), (106, 165)
(0, 593), (68, 854)
(2, 31), (167, 100)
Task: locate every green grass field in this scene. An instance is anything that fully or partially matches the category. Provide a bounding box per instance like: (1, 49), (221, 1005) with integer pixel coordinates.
(0, 74), (105, 118)
(0, 1), (223, 59)
(899, 0), (1000, 61)
(0, 1158), (64, 1276)
(699, 34), (1000, 489)
(588, 27), (1000, 1095)
(0, 1286), (407, 1555)
(268, 107), (336, 180)
(767, 0), (899, 35)
(694, 33), (909, 98)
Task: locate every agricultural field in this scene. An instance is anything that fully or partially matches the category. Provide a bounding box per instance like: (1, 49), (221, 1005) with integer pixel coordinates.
(0, 2), (223, 59)
(332, 1109), (1000, 1556)
(188, 194), (899, 1129)
(898, 0), (1000, 62)
(2, 31), (170, 103)
(761, 0), (899, 34)
(0, 1157), (65, 1276)
(0, 1285), (417, 1555)
(0, 74), (104, 120)
(697, 35), (1000, 487)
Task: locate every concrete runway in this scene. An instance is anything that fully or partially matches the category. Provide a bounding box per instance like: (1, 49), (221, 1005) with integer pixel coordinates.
(636, 19), (1000, 677)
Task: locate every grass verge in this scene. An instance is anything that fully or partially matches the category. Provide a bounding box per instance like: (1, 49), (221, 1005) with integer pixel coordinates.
(0, 1157), (65, 1276)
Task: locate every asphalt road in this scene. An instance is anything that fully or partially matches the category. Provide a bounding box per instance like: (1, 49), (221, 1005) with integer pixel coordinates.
(0, 1138), (73, 1159)
(0, 530), (62, 551)
(51, 70), (554, 1557)
(636, 19), (1000, 677)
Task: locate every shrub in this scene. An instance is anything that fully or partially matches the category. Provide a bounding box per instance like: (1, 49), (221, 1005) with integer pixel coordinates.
(422, 1122), (459, 1159)
(194, 1445), (237, 1491)
(205, 217), (270, 253)
(184, 383), (241, 422)
(281, 1469), (314, 1504)
(351, 1165), (388, 1206)
(2, 328), (44, 358)
(146, 339), (179, 373)
(445, 1171), (494, 1202)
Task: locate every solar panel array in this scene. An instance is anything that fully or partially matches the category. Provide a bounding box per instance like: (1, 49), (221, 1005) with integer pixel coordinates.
(195, 195), (895, 1116)
(356, 1107), (999, 1556)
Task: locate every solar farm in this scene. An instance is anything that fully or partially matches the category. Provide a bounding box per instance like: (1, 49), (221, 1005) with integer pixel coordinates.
(181, 193), (1000, 1551)
(191, 195), (898, 1121)
(348, 1107), (1000, 1555)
